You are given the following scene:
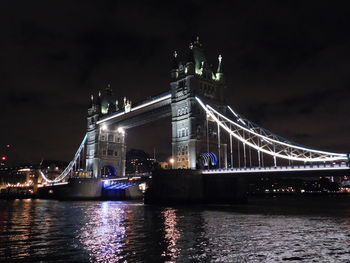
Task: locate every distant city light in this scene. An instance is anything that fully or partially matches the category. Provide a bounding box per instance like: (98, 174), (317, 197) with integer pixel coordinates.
(1, 156), (7, 161)
(169, 158), (175, 164)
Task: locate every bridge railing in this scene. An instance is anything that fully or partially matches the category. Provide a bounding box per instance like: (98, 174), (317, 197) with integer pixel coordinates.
(203, 162), (349, 174)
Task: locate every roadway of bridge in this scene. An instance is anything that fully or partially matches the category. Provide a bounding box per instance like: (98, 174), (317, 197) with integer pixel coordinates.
(202, 163), (350, 177)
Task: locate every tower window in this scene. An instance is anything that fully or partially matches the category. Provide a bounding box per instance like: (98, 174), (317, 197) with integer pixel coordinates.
(108, 134), (114, 142)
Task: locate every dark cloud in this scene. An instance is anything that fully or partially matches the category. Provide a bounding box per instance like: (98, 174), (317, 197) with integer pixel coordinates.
(0, 0), (349, 163)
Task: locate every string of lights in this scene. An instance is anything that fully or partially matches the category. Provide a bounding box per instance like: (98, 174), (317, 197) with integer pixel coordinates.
(196, 97), (348, 163)
(40, 134), (87, 183)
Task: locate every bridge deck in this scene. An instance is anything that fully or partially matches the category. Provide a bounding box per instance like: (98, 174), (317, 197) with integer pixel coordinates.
(202, 163), (350, 174)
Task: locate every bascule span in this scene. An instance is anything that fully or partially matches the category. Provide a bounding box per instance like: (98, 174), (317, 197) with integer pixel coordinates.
(38, 177), (148, 200)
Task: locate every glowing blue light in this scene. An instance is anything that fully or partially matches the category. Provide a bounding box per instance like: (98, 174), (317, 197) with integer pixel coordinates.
(104, 180), (110, 187)
(210, 152), (218, 166)
(200, 152), (218, 166)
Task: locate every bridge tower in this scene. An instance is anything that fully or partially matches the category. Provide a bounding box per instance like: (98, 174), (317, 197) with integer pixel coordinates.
(86, 85), (126, 178)
(170, 38), (227, 169)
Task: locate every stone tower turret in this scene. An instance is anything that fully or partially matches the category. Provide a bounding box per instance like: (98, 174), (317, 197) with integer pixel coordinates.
(170, 38), (227, 169)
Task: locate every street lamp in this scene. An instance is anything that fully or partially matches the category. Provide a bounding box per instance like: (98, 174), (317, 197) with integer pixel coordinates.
(169, 158), (175, 169)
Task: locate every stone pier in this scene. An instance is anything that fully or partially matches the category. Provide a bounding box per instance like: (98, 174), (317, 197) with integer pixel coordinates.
(145, 169), (247, 204)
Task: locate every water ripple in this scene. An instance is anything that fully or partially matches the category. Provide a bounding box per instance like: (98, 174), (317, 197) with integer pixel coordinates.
(1, 198), (350, 262)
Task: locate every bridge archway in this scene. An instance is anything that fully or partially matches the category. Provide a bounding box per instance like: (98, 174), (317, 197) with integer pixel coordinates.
(101, 165), (117, 178)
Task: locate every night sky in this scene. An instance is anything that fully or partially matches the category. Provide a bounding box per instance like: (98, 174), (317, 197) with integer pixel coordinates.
(1, 1), (349, 164)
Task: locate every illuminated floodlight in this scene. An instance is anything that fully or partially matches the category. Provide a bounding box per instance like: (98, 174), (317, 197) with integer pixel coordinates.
(101, 124), (108, 131)
(117, 127), (125, 134)
(169, 158), (175, 169)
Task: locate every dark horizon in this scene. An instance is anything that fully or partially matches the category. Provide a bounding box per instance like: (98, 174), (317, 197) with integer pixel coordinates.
(1, 1), (350, 164)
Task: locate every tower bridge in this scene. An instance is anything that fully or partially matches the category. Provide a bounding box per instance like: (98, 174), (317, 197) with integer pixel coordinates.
(38, 39), (350, 199)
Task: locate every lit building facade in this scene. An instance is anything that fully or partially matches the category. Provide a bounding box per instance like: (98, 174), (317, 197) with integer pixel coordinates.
(170, 38), (227, 169)
(86, 85), (126, 178)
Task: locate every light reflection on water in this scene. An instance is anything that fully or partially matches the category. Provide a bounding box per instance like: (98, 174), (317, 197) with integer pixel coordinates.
(1, 198), (350, 262)
(78, 202), (128, 262)
(161, 209), (181, 261)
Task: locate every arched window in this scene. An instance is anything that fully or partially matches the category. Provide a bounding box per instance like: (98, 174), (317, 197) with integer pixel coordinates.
(107, 147), (113, 156)
(108, 134), (114, 142)
(102, 148), (107, 156)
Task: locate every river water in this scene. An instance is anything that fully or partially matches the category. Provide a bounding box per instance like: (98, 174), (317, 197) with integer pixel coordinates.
(1, 197), (350, 262)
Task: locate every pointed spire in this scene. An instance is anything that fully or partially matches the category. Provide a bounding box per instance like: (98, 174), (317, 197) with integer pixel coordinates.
(217, 54), (223, 73)
(171, 51), (178, 69)
(89, 94), (94, 108)
(96, 91), (101, 105)
(104, 83), (112, 96)
(194, 36), (202, 47)
(190, 36), (207, 74)
(186, 43), (195, 64)
(216, 54), (224, 81)
(115, 99), (119, 110)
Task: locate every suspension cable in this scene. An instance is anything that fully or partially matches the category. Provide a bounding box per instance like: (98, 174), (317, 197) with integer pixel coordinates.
(40, 134), (88, 183)
(196, 97), (347, 163)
